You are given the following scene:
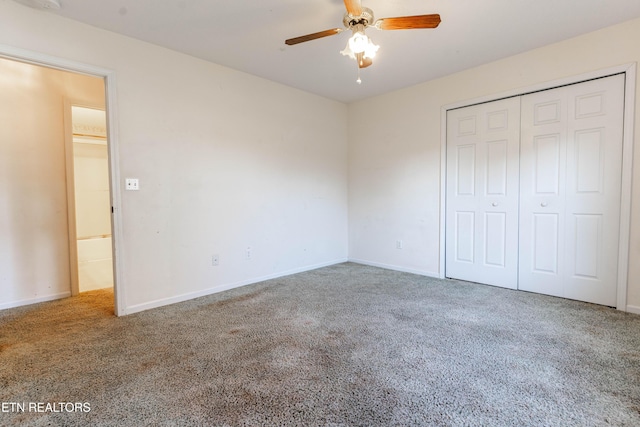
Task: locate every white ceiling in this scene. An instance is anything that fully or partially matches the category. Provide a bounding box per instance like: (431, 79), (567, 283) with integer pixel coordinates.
(21, 0), (640, 103)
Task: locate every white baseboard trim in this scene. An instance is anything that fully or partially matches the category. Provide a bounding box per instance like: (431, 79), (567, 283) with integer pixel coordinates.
(0, 291), (72, 311)
(124, 258), (348, 315)
(626, 305), (640, 315)
(348, 258), (440, 279)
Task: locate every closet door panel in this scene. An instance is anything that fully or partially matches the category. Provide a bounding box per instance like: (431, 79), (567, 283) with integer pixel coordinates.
(563, 75), (624, 306)
(520, 75), (624, 305)
(519, 88), (567, 296)
(446, 98), (520, 289)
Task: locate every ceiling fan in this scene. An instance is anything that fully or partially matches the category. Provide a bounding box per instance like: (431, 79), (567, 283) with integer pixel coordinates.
(285, 0), (441, 82)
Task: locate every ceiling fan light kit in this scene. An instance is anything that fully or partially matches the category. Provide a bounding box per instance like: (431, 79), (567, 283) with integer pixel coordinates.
(285, 0), (441, 84)
(340, 23), (379, 83)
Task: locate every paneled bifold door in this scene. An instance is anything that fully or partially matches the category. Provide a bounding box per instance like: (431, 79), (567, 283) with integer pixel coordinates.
(446, 74), (625, 306)
(445, 98), (521, 289)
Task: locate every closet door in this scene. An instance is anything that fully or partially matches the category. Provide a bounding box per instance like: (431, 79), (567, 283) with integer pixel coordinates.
(519, 75), (625, 306)
(445, 98), (520, 289)
(518, 86), (568, 297)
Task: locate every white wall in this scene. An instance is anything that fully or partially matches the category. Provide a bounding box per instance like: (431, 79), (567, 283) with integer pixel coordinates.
(348, 17), (640, 311)
(0, 1), (348, 314)
(0, 58), (105, 309)
(73, 141), (111, 241)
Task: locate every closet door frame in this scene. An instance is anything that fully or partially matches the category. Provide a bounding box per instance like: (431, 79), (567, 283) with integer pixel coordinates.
(439, 63), (636, 312)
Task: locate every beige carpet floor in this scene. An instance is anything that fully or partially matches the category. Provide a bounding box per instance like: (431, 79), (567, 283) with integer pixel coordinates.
(1, 263), (639, 426)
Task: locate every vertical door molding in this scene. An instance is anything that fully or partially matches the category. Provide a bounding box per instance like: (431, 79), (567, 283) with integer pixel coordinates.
(63, 99), (80, 296)
(617, 63), (636, 311)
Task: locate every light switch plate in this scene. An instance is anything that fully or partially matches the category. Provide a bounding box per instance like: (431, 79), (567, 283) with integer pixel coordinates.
(125, 178), (139, 190)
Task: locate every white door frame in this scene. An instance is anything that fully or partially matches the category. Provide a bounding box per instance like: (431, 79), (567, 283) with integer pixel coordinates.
(439, 63), (637, 311)
(0, 44), (127, 316)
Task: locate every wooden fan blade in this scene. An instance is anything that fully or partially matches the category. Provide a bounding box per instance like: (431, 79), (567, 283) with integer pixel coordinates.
(343, 0), (362, 16)
(285, 28), (342, 45)
(376, 14), (441, 30)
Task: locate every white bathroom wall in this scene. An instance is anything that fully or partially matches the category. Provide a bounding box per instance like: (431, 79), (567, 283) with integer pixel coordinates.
(73, 139), (111, 242)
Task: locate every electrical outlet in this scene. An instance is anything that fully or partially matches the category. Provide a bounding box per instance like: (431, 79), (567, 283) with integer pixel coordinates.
(396, 240), (403, 249)
(212, 254), (219, 266)
(246, 246), (252, 260)
(125, 178), (139, 191)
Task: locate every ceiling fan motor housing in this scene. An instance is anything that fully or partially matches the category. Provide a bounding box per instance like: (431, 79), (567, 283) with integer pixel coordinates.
(343, 7), (374, 29)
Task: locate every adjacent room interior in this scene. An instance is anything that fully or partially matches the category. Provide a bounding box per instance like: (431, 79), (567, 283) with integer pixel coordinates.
(69, 104), (114, 294)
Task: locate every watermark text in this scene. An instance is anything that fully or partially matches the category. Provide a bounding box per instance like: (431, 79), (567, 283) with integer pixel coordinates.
(1, 402), (91, 413)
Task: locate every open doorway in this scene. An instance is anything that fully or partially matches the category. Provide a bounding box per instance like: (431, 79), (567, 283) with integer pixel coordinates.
(66, 105), (114, 294)
(0, 53), (122, 314)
